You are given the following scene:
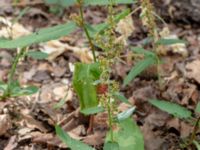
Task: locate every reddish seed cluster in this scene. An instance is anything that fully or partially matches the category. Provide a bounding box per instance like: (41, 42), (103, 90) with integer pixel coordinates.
(97, 84), (108, 95)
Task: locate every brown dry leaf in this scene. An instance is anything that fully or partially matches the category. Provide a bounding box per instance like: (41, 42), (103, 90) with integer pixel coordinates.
(116, 15), (135, 45)
(0, 114), (12, 136)
(40, 40), (93, 62)
(53, 85), (69, 100)
(141, 123), (164, 150)
(0, 17), (31, 39)
(158, 27), (188, 57)
(40, 40), (67, 61)
(166, 118), (180, 131)
(83, 131), (105, 146)
(118, 103), (131, 112)
(180, 122), (193, 138)
(185, 60), (200, 84)
(20, 109), (48, 133)
(4, 136), (18, 150)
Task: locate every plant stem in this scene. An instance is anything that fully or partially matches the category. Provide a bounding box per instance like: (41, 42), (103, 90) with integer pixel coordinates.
(107, 97), (114, 142)
(188, 117), (200, 146)
(4, 47), (26, 97)
(78, 0), (97, 62)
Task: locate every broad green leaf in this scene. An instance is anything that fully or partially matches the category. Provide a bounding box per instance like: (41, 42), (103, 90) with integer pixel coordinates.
(123, 57), (157, 86)
(193, 140), (200, 150)
(104, 142), (119, 150)
(81, 106), (104, 115)
(55, 125), (94, 150)
(149, 99), (192, 119)
(156, 38), (186, 46)
(113, 92), (131, 105)
(73, 63), (101, 115)
(106, 118), (144, 150)
(195, 102), (200, 113)
(131, 47), (156, 57)
(117, 107), (136, 121)
(27, 51), (48, 60)
(0, 22), (77, 49)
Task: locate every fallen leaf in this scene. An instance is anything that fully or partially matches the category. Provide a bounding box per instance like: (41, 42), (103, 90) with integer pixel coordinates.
(0, 114), (12, 136)
(185, 60), (200, 84)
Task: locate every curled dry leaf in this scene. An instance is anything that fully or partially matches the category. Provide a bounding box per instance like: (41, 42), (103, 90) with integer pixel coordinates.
(159, 27), (188, 57)
(40, 40), (93, 62)
(0, 17), (31, 39)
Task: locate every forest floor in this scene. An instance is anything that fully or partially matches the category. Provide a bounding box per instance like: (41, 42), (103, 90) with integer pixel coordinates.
(0, 0), (200, 150)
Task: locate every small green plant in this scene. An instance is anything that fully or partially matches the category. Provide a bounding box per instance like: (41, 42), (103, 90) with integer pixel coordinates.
(0, 47), (39, 99)
(123, 0), (186, 87)
(0, 0), (189, 149)
(150, 99), (200, 149)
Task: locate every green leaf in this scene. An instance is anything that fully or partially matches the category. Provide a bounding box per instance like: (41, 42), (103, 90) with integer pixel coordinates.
(0, 82), (7, 92)
(45, 0), (135, 7)
(11, 86), (38, 97)
(123, 56), (157, 86)
(113, 92), (131, 105)
(81, 106), (104, 115)
(55, 125), (94, 150)
(27, 51), (48, 60)
(195, 102), (200, 113)
(193, 140), (200, 150)
(104, 142), (119, 150)
(117, 107), (136, 121)
(73, 63), (101, 115)
(131, 47), (156, 57)
(45, 0), (75, 7)
(0, 22), (77, 49)
(156, 38), (186, 46)
(53, 92), (68, 109)
(106, 118), (144, 150)
(149, 99), (192, 119)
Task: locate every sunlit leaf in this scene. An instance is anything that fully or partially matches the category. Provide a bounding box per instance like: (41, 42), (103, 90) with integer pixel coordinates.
(106, 118), (144, 150)
(117, 107), (136, 121)
(55, 125), (94, 150)
(149, 99), (192, 119)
